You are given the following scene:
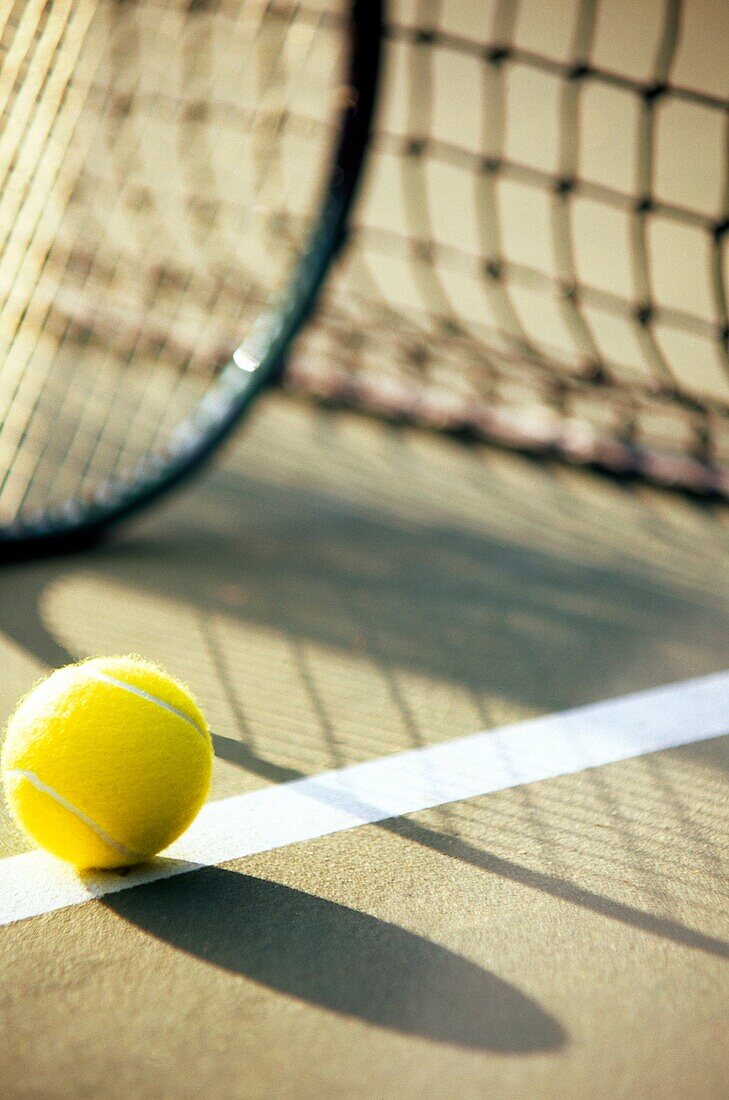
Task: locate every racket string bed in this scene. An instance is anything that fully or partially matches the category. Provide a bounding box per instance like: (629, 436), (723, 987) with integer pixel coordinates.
(0, 0), (370, 547)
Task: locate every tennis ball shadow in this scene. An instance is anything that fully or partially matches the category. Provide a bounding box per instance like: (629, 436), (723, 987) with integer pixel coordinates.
(104, 867), (566, 1054)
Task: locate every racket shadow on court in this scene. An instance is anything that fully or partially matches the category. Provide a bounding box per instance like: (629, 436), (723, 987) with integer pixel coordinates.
(103, 867), (566, 1054)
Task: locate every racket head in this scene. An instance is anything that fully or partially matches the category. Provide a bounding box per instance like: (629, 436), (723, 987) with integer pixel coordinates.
(0, 0), (381, 557)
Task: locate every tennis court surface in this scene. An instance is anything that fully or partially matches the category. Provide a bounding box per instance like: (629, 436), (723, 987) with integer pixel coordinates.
(1, 394), (728, 1097)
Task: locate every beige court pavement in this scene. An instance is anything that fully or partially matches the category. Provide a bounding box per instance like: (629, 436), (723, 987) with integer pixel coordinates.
(1, 394), (728, 1098)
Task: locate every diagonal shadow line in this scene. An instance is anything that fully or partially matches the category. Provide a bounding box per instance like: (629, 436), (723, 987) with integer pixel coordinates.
(213, 730), (729, 961)
(385, 817), (729, 961)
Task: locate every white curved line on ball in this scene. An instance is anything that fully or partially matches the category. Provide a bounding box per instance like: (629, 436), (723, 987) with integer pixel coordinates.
(85, 670), (207, 741)
(5, 769), (143, 860)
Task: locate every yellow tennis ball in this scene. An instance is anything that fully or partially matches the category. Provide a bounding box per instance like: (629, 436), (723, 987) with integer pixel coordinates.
(1, 656), (213, 871)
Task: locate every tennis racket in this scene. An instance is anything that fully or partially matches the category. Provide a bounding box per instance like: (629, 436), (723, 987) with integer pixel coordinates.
(0, 0), (380, 554)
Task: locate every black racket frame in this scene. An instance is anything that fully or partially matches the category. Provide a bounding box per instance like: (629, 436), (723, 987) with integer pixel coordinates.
(1, 0), (382, 559)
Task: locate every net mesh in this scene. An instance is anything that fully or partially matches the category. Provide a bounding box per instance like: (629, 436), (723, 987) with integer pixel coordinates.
(292, 0), (729, 493)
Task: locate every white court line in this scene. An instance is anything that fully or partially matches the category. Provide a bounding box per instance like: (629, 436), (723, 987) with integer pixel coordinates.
(0, 671), (727, 927)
